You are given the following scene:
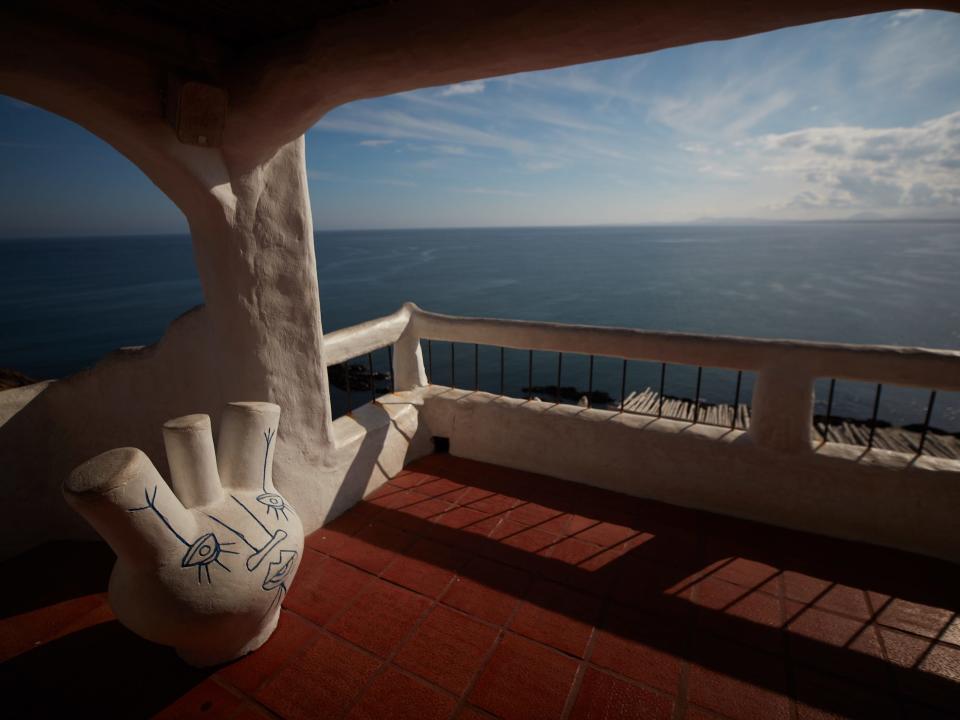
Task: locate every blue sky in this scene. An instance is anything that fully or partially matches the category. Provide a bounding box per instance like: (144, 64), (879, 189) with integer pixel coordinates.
(1, 9), (959, 235)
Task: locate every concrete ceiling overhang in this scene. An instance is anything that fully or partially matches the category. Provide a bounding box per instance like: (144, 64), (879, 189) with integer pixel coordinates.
(2, 1), (958, 163)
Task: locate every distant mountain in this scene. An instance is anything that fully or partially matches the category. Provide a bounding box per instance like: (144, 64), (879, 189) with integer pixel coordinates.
(690, 213), (960, 225)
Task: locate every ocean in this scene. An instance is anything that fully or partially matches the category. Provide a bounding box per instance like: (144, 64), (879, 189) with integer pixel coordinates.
(2, 223), (959, 431)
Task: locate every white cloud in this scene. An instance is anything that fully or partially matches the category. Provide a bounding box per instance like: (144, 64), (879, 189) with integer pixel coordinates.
(433, 144), (469, 155)
(889, 9), (925, 26)
(316, 108), (532, 154)
(751, 110), (960, 211)
(358, 139), (394, 147)
(698, 164), (744, 179)
(651, 87), (794, 139)
(440, 81), (486, 97)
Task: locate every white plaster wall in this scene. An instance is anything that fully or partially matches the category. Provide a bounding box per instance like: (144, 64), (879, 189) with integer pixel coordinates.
(414, 387), (960, 563)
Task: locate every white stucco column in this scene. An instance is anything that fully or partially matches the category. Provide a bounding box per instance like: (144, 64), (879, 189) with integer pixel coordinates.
(749, 365), (815, 453)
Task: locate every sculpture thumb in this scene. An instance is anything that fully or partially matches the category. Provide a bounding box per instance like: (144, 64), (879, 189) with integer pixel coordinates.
(63, 447), (195, 569)
(216, 401), (281, 493)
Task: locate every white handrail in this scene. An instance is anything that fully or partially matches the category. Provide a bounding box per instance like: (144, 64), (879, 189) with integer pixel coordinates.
(409, 305), (960, 391)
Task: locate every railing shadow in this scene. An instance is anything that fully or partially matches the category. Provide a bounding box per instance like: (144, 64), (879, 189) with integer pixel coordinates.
(330, 456), (960, 715)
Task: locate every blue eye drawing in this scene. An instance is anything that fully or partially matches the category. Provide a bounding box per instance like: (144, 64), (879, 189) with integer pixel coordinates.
(129, 486), (237, 584)
(256, 428), (294, 522)
(207, 495), (300, 611)
(256, 492), (292, 521)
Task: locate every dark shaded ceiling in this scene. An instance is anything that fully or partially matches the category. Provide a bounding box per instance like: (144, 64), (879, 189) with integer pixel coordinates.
(5, 0), (390, 76)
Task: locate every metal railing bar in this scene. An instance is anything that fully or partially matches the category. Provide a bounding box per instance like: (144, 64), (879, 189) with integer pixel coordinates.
(658, 363), (666, 418)
(731, 370), (742, 430)
(527, 350), (533, 400)
(344, 362), (352, 416)
(368, 352), (376, 403)
(620, 359), (627, 412)
(556, 352), (563, 403)
(868, 383), (883, 448)
(693, 366), (703, 424)
(500, 347), (505, 396)
(823, 378), (836, 441)
(587, 355), (594, 409)
(474, 343), (479, 391)
(918, 390), (937, 455)
(387, 345), (394, 393)
(450, 342), (456, 388)
(427, 340), (433, 382)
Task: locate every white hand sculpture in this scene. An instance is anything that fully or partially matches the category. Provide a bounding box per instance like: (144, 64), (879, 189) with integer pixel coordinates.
(63, 401), (303, 666)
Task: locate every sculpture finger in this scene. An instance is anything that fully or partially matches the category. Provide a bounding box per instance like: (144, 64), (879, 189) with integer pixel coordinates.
(64, 448), (196, 568)
(163, 414), (222, 508)
(216, 401), (281, 492)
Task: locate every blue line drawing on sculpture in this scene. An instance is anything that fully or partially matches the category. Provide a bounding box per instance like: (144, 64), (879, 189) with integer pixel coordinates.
(263, 550), (298, 612)
(129, 486), (238, 584)
(208, 496), (291, 572)
(207, 495), (299, 608)
(255, 427), (293, 521)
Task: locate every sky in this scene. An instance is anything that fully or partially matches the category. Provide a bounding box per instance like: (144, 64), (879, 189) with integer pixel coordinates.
(1, 9), (959, 235)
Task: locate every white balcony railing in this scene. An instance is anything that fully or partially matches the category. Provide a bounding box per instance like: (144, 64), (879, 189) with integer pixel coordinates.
(324, 302), (960, 455)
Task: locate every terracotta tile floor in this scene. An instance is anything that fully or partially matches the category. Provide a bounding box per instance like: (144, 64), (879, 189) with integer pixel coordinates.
(3, 454), (960, 719)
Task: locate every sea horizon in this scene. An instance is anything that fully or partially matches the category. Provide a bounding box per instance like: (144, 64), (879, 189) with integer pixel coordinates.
(2, 222), (959, 431)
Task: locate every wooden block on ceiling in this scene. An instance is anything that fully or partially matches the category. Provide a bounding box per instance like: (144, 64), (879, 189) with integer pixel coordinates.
(165, 74), (228, 148)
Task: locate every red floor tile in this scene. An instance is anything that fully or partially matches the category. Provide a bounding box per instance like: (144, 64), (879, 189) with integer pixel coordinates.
(217, 611), (321, 694)
(776, 570), (832, 604)
(501, 526), (561, 554)
(469, 633), (579, 720)
(365, 483), (418, 505)
(569, 668), (675, 720)
(325, 512), (382, 540)
(393, 605), (500, 695)
(509, 578), (601, 658)
(152, 679), (242, 720)
(787, 606), (885, 683)
(544, 537), (605, 566)
(0, 594), (112, 662)
(284, 552), (374, 626)
(328, 578), (432, 658)
(434, 506), (491, 530)
(416, 478), (466, 498)
(329, 522), (416, 574)
(507, 502), (564, 527)
(390, 470), (441, 489)
(692, 577), (793, 652)
(256, 632), (382, 720)
(574, 522), (638, 549)
(877, 599), (956, 640)
(399, 496), (458, 521)
(304, 524), (356, 555)
(708, 557), (779, 589)
(464, 493), (522, 516)
(881, 627), (960, 710)
(346, 667), (457, 720)
(9, 455), (960, 720)
(687, 638), (791, 720)
(539, 513), (598, 537)
(381, 538), (468, 598)
(792, 665), (899, 720)
(590, 606), (685, 694)
(441, 557), (529, 626)
(812, 584), (874, 621)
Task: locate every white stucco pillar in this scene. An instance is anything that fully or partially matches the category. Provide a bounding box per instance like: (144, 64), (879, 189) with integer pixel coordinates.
(749, 365), (815, 453)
